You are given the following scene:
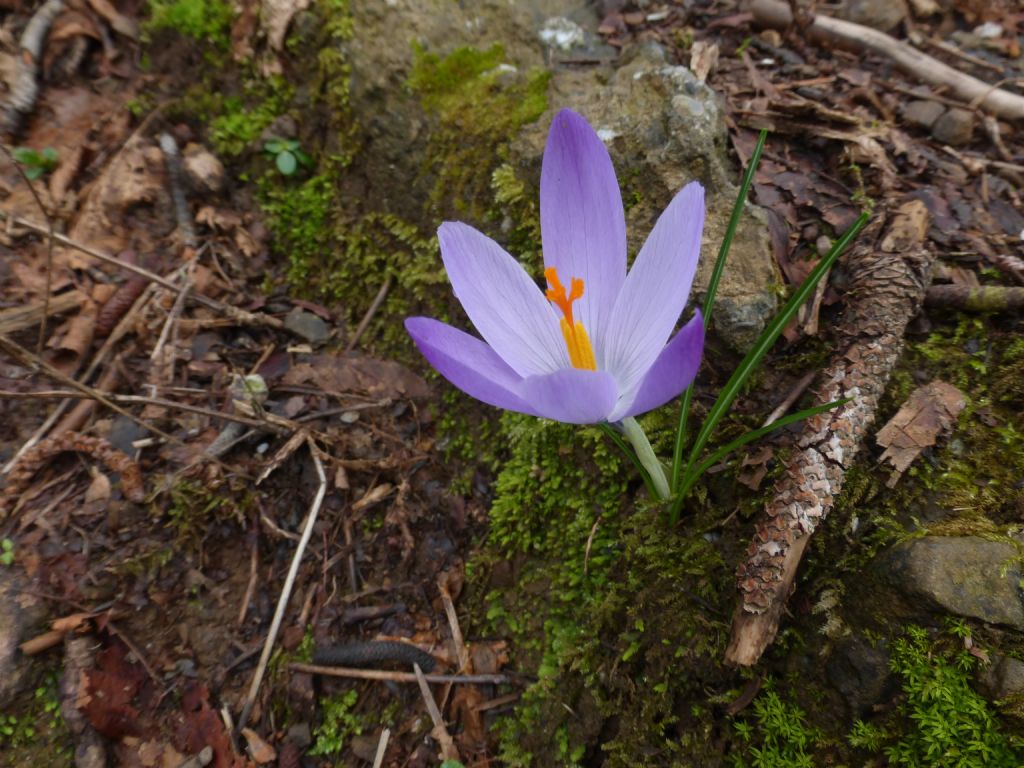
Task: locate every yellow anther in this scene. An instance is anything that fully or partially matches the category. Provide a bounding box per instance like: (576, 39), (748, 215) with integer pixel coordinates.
(545, 266), (596, 371)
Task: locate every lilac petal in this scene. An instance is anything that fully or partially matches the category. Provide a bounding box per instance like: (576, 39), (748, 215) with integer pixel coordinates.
(518, 368), (619, 424)
(439, 222), (569, 378)
(603, 181), (704, 397)
(405, 317), (537, 416)
(540, 109), (626, 347)
(609, 312), (705, 421)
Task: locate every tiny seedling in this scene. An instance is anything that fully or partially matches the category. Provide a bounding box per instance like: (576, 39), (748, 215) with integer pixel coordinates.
(0, 538), (13, 566)
(263, 137), (312, 176)
(12, 147), (59, 180)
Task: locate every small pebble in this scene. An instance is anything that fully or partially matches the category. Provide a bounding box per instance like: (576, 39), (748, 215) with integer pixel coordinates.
(902, 99), (944, 130)
(931, 107), (975, 146)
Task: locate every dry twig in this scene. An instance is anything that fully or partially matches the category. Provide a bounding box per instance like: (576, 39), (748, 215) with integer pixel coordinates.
(236, 436), (325, 735)
(751, 0), (1024, 121)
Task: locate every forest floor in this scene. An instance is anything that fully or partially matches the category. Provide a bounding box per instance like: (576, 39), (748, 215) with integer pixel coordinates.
(0, 0), (1022, 766)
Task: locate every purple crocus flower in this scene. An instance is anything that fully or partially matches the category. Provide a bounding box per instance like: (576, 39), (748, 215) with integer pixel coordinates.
(405, 108), (705, 425)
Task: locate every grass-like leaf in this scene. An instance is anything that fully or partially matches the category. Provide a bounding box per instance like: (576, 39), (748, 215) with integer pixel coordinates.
(671, 129), (768, 495)
(675, 398), (851, 502)
(669, 211), (870, 523)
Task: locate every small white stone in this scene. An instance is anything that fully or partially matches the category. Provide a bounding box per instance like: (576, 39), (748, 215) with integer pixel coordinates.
(596, 127), (619, 142)
(538, 17), (585, 50)
(974, 22), (1003, 39)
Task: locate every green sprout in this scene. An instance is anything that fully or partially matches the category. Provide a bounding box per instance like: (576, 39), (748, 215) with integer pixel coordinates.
(263, 137), (312, 176)
(11, 147), (59, 181)
(0, 539), (13, 566)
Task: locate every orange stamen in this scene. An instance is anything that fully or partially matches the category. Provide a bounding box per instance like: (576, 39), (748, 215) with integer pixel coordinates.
(544, 267), (596, 371)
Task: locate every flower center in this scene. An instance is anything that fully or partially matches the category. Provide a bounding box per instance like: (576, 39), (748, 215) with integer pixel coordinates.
(544, 266), (596, 371)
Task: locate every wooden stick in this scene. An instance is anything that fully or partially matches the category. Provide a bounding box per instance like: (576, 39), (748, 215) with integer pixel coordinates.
(236, 438), (325, 734)
(0, 208), (283, 329)
(726, 199), (934, 666)
(413, 663), (460, 762)
(925, 284), (1024, 312)
(750, 0), (1024, 121)
(287, 663), (508, 685)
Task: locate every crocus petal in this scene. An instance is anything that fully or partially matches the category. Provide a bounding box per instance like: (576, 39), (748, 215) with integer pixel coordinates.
(540, 109), (626, 347)
(405, 317), (537, 416)
(603, 181), (704, 397)
(608, 312), (705, 421)
(439, 222), (569, 377)
(517, 368), (618, 424)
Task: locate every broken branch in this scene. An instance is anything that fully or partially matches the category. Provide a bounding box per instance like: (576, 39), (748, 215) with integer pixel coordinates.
(751, 0), (1024, 121)
(726, 199), (934, 666)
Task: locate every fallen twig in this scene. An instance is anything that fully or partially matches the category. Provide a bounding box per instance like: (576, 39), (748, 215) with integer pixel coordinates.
(287, 663), (509, 685)
(751, 0), (1024, 121)
(925, 284), (1024, 312)
(346, 276), (392, 353)
(236, 436), (325, 735)
(1, 432), (144, 517)
(413, 662), (460, 762)
(0, 209), (283, 329)
(159, 132), (198, 249)
(2, 0), (65, 135)
(371, 728), (390, 768)
(726, 199), (933, 666)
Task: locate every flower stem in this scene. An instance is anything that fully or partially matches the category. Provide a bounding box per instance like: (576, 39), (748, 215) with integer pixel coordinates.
(620, 417), (670, 500)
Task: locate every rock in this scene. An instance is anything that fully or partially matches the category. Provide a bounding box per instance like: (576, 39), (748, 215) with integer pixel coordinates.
(517, 41), (779, 349)
(283, 308), (330, 345)
(931, 108), (976, 146)
(902, 99), (945, 130)
(836, 0), (909, 31)
(978, 654), (1024, 700)
(0, 569), (48, 703)
(343, 2), (778, 350)
(875, 536), (1024, 629)
(826, 635), (897, 715)
(538, 17), (585, 50)
(182, 144), (226, 195)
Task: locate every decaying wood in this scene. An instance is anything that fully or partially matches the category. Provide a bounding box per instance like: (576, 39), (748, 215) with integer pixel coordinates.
(750, 0), (1024, 122)
(2, 0), (65, 136)
(1, 432), (144, 517)
(726, 199), (934, 667)
(0, 292), (83, 335)
(925, 284), (1024, 312)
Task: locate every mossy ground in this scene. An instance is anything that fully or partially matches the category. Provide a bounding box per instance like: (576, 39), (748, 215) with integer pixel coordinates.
(145, 1), (1024, 762)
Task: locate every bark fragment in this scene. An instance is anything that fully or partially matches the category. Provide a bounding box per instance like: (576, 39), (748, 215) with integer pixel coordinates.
(726, 198), (933, 666)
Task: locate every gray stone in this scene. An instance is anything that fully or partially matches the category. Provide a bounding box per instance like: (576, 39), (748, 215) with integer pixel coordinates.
(978, 654), (1024, 700)
(836, 0), (908, 32)
(902, 99), (945, 130)
(283, 308), (330, 345)
(344, 2), (778, 351)
(876, 536), (1024, 629)
(932, 108), (976, 147)
(0, 570), (48, 702)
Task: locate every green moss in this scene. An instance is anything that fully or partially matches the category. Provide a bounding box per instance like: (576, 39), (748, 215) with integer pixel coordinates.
(310, 690), (361, 756)
(849, 625), (1024, 767)
(0, 672), (70, 758)
(409, 43), (550, 219)
(144, 0), (234, 49)
(731, 682), (823, 767)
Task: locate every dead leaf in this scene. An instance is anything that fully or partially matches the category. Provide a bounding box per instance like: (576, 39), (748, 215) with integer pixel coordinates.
(690, 40), (719, 82)
(84, 467), (112, 503)
(877, 380), (966, 487)
(282, 355), (429, 400)
(241, 728), (276, 764)
(86, 0), (139, 39)
(261, 0), (311, 52)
